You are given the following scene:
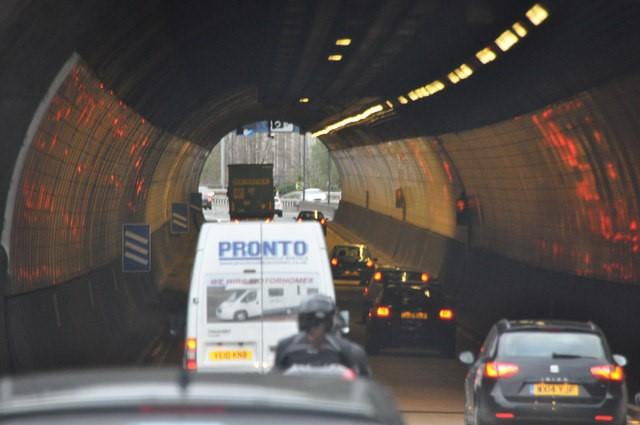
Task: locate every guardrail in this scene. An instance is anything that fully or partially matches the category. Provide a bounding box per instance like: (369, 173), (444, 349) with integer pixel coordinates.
(207, 196), (339, 211)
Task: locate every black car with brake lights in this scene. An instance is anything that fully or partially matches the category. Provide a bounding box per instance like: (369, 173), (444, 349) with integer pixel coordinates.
(363, 269), (456, 357)
(296, 210), (327, 235)
(459, 319), (628, 425)
(329, 244), (376, 285)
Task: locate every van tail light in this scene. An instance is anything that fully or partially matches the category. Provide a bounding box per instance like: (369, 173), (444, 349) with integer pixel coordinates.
(595, 415), (614, 422)
(484, 362), (520, 379)
(365, 259), (374, 268)
(375, 306), (391, 318)
(330, 258), (338, 266)
(373, 271), (382, 281)
(185, 338), (197, 371)
(590, 365), (624, 381)
(495, 413), (515, 419)
(438, 308), (455, 320)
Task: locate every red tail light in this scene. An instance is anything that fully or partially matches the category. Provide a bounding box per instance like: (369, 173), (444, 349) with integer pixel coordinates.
(495, 413), (515, 419)
(375, 306), (391, 318)
(421, 273), (430, 282)
(365, 259), (374, 268)
(185, 338), (197, 371)
(373, 271), (382, 281)
(363, 287), (369, 296)
(297, 218), (302, 222)
(590, 365), (624, 381)
(330, 258), (338, 266)
(484, 362), (520, 379)
(438, 308), (455, 320)
(320, 218), (326, 225)
(595, 415), (614, 422)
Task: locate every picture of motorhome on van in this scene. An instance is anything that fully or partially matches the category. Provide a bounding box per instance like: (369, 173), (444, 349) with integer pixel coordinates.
(185, 221), (335, 373)
(209, 277), (321, 322)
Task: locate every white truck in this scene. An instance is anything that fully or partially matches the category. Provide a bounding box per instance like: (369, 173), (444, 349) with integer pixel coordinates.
(184, 221), (335, 373)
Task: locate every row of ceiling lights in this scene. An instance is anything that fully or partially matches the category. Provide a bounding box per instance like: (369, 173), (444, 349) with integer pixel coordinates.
(311, 3), (549, 138)
(298, 38), (352, 104)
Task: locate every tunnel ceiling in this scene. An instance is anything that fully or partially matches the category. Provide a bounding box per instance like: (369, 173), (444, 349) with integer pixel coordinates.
(12, 0), (640, 149)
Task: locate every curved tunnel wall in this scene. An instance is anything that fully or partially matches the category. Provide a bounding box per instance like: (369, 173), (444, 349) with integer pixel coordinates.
(3, 57), (207, 295)
(333, 71), (640, 284)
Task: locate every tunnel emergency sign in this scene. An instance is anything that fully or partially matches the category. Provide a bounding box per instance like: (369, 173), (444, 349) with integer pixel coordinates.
(171, 202), (189, 234)
(122, 224), (151, 272)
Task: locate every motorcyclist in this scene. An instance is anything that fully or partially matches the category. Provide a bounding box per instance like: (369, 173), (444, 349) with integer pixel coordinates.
(273, 294), (371, 377)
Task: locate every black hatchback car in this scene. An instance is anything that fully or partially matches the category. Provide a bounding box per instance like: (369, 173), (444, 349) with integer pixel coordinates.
(459, 320), (628, 425)
(297, 210), (327, 235)
(363, 269), (456, 356)
(329, 244), (376, 285)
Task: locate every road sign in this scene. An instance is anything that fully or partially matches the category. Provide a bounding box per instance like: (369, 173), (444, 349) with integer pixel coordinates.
(171, 202), (189, 234)
(189, 193), (202, 212)
(122, 224), (150, 272)
(269, 120), (294, 132)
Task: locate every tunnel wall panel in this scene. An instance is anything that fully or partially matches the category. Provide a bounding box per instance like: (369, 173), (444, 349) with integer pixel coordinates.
(5, 221), (197, 371)
(5, 59), (207, 294)
(333, 73), (640, 283)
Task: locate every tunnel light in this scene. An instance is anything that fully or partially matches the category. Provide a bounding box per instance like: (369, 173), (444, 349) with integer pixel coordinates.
(476, 47), (497, 64)
(448, 72), (461, 84)
(397, 95), (409, 104)
(512, 22), (528, 37)
(298, 97), (310, 103)
(453, 64), (473, 80)
(328, 54), (343, 61)
(407, 91), (419, 101)
(526, 4), (549, 26)
(424, 80), (445, 95)
(311, 103), (385, 137)
(495, 29), (519, 52)
(385, 100), (394, 109)
(335, 38), (352, 46)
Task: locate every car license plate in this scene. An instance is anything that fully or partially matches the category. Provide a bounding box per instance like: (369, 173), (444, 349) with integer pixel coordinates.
(401, 311), (428, 320)
(532, 383), (579, 396)
(209, 349), (253, 361)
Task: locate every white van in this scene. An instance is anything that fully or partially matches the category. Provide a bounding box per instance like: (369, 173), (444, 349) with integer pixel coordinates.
(184, 221), (335, 373)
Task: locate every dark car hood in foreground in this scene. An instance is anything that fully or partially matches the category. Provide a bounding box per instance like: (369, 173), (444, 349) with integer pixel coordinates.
(0, 368), (403, 425)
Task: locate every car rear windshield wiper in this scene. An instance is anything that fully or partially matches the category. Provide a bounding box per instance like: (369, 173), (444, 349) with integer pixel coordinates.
(551, 352), (587, 359)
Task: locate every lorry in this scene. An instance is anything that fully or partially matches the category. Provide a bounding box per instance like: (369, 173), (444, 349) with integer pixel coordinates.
(227, 164), (274, 221)
(184, 221), (337, 373)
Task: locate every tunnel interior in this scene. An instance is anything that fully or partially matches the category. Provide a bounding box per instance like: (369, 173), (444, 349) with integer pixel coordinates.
(0, 0), (638, 377)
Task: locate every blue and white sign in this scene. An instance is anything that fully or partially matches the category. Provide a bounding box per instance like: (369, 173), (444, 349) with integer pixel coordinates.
(171, 202), (189, 234)
(189, 192), (202, 213)
(122, 224), (151, 272)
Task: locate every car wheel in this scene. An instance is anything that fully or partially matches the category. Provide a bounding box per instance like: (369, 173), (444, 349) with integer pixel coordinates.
(234, 311), (248, 321)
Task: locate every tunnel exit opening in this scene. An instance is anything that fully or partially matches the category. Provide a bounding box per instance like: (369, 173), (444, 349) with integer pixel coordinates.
(198, 121), (342, 207)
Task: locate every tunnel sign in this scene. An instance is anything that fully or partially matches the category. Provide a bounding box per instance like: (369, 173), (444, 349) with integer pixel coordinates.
(171, 202), (189, 234)
(269, 120), (294, 132)
(122, 224), (151, 272)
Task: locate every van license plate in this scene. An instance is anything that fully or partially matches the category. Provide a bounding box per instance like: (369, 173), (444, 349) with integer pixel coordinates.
(209, 349), (253, 361)
(532, 383), (579, 396)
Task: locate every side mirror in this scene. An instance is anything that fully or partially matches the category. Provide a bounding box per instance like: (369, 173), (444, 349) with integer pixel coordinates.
(459, 351), (475, 365)
(613, 354), (627, 367)
(635, 392), (640, 406)
(338, 310), (350, 335)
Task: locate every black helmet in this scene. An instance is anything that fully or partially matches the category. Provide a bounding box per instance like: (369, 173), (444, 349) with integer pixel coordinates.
(298, 294), (335, 332)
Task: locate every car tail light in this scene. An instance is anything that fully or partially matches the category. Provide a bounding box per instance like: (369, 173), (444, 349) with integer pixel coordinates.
(365, 259), (374, 268)
(484, 362), (519, 379)
(438, 308), (455, 320)
(330, 258), (338, 266)
(185, 338), (197, 371)
(363, 287), (369, 296)
(495, 413), (515, 419)
(421, 273), (430, 282)
(373, 271), (382, 281)
(375, 306), (391, 318)
(595, 415), (614, 422)
(297, 218), (302, 222)
(320, 218), (326, 225)
(590, 365), (625, 381)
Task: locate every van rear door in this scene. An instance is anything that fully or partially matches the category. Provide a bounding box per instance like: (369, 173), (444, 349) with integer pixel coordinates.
(195, 222), (263, 372)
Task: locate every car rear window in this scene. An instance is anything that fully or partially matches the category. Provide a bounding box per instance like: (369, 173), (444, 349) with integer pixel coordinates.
(381, 270), (422, 282)
(381, 284), (431, 306)
(334, 246), (360, 258)
(497, 331), (606, 359)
